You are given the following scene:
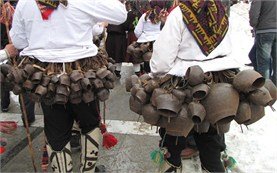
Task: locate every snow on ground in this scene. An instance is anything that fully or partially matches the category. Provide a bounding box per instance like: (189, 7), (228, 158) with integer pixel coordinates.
(224, 3), (277, 173)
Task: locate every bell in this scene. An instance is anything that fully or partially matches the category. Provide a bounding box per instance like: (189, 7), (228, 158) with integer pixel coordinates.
(135, 88), (150, 104)
(151, 88), (167, 107)
(142, 104), (160, 125)
(41, 75), (51, 87)
(56, 85), (70, 96)
(54, 94), (68, 104)
(142, 52), (152, 61)
(23, 64), (35, 77)
(213, 122), (231, 134)
(1, 63), (12, 76)
(92, 78), (104, 89)
(194, 121), (210, 133)
(234, 101), (251, 124)
(97, 88), (110, 102)
(82, 90), (95, 103)
(139, 73), (151, 82)
(248, 86), (273, 106)
(12, 84), (22, 95)
(130, 84), (141, 97)
(186, 65), (205, 86)
(70, 82), (82, 92)
(35, 85), (48, 96)
(59, 74), (71, 86)
(191, 84), (210, 101)
(156, 94), (182, 118)
(51, 75), (59, 84)
(131, 75), (139, 86)
(84, 70), (96, 79)
(129, 96), (143, 115)
(48, 83), (56, 94)
(144, 79), (159, 93)
(31, 71), (43, 84)
(140, 42), (149, 53)
(23, 80), (34, 91)
(104, 80), (114, 89)
(263, 79), (277, 106)
(171, 89), (186, 102)
(70, 70), (84, 82)
(188, 102), (206, 124)
(125, 77), (132, 92)
(233, 69), (265, 93)
(81, 78), (92, 91)
(107, 63), (116, 72)
(96, 67), (109, 79)
(244, 103), (265, 126)
(201, 83), (239, 125)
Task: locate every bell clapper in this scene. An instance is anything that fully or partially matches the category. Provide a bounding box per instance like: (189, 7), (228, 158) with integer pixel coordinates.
(175, 137), (178, 146)
(240, 125), (244, 133)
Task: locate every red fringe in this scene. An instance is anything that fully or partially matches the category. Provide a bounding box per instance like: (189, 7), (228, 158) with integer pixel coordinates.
(100, 123), (118, 149)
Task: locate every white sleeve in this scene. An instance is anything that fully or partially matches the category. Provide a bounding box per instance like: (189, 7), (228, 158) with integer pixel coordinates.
(150, 7), (183, 76)
(0, 49), (8, 62)
(134, 13), (145, 38)
(92, 24), (104, 36)
(10, 0), (28, 49)
(82, 0), (127, 25)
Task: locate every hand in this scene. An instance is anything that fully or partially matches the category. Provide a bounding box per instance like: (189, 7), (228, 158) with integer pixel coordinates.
(159, 9), (169, 23)
(0, 121), (17, 134)
(4, 44), (18, 58)
(99, 22), (108, 28)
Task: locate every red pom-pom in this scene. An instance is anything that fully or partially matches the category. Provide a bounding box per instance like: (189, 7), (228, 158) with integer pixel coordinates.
(41, 9), (54, 20)
(0, 146), (6, 154)
(102, 132), (118, 150)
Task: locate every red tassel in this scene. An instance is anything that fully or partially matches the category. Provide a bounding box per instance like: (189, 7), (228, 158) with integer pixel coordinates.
(102, 132), (118, 150)
(41, 8), (54, 20)
(100, 123), (118, 149)
(41, 144), (49, 172)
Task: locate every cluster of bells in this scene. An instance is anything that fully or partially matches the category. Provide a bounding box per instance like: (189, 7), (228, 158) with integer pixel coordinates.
(127, 42), (153, 63)
(0, 49), (117, 105)
(126, 65), (277, 137)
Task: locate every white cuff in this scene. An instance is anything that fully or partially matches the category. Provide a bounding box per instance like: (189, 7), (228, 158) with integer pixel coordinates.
(0, 49), (8, 62)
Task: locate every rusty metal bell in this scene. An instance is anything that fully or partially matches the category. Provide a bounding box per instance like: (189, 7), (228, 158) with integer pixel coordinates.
(48, 83), (56, 94)
(263, 79), (277, 106)
(142, 104), (160, 125)
(248, 86), (273, 106)
(96, 67), (109, 79)
(186, 65), (205, 86)
(130, 84), (141, 97)
(166, 104), (194, 137)
(81, 78), (92, 91)
(244, 103), (265, 126)
(56, 85), (70, 96)
(70, 70), (84, 82)
(12, 84), (22, 95)
(213, 122), (231, 134)
(105, 70), (116, 81)
(82, 90), (95, 103)
(126, 42), (136, 54)
(70, 82), (82, 92)
(156, 94), (182, 118)
(188, 102), (206, 124)
(144, 79), (159, 93)
(35, 85), (48, 96)
(41, 75), (51, 87)
(107, 63), (116, 72)
(139, 73), (151, 82)
(140, 43), (149, 53)
(151, 88), (167, 107)
(135, 88), (150, 104)
(125, 77), (132, 92)
(184, 88), (193, 103)
(201, 83), (239, 125)
(171, 89), (186, 102)
(142, 52), (152, 61)
(59, 74), (71, 86)
(1, 63), (12, 76)
(191, 84), (210, 101)
(23, 80), (34, 91)
(129, 96), (143, 115)
(233, 69), (265, 93)
(194, 120), (210, 133)
(97, 88), (110, 102)
(131, 75), (139, 86)
(234, 101), (251, 124)
(31, 71), (43, 84)
(55, 94), (68, 104)
(104, 80), (114, 89)
(23, 64), (35, 77)
(92, 78), (104, 89)
(51, 75), (59, 84)
(12, 68), (24, 84)
(84, 70), (96, 79)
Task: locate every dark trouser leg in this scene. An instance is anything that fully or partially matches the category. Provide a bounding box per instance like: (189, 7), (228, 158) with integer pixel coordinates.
(194, 127), (226, 172)
(144, 61), (151, 73)
(271, 34), (276, 85)
(159, 128), (186, 167)
(19, 93), (35, 123)
(1, 88), (10, 111)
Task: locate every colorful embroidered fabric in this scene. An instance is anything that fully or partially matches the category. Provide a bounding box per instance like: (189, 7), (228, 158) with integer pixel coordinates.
(179, 0), (229, 56)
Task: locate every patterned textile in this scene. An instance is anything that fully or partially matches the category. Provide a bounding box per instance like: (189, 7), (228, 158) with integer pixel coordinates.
(179, 0), (229, 56)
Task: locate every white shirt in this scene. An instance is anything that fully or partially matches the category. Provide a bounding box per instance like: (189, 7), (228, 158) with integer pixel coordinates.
(150, 7), (241, 77)
(92, 23), (104, 36)
(134, 13), (161, 43)
(10, 0), (127, 63)
(0, 49), (8, 62)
